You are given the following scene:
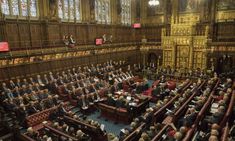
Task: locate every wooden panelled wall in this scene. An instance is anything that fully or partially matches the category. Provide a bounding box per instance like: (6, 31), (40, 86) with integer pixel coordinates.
(2, 21), (162, 51)
(215, 22), (235, 42)
(0, 50), (141, 81)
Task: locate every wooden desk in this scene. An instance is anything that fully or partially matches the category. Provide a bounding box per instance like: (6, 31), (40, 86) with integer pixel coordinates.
(98, 96), (150, 124)
(64, 116), (108, 141)
(44, 124), (78, 141)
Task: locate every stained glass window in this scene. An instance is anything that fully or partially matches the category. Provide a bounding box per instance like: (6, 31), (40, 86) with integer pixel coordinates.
(95, 0), (110, 24)
(21, 0), (28, 16)
(29, 0), (37, 17)
(75, 0), (80, 21)
(1, 0), (10, 15)
(121, 0), (131, 25)
(58, 0), (81, 22)
(69, 0), (74, 20)
(11, 0), (19, 15)
(64, 0), (69, 19)
(0, 0), (38, 17)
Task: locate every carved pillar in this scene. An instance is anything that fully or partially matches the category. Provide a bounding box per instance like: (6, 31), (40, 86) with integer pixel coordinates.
(81, 0), (91, 22)
(210, 0), (216, 40)
(111, 0), (118, 24)
(162, 50), (165, 67)
(0, 2), (2, 19)
(40, 0), (50, 19)
(189, 37), (194, 69)
(140, 0), (147, 25)
(171, 0), (179, 24)
(163, 0), (168, 24)
(140, 46), (148, 66)
(135, 0), (141, 23)
(172, 42), (177, 69)
(199, 0), (205, 22)
(131, 0), (136, 24)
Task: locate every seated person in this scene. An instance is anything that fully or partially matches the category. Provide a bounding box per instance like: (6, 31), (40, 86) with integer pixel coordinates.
(147, 126), (157, 138)
(151, 85), (161, 97)
(76, 130), (90, 141)
(119, 128), (130, 140)
(115, 96), (126, 108)
(26, 127), (39, 139)
(106, 94), (115, 106)
(140, 132), (151, 141)
(57, 102), (68, 116)
(79, 95), (89, 110)
(177, 108), (197, 128)
(63, 35), (69, 47)
(27, 101), (39, 115)
(204, 106), (225, 124)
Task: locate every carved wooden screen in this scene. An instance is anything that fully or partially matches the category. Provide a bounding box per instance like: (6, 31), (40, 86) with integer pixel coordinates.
(176, 46), (190, 69)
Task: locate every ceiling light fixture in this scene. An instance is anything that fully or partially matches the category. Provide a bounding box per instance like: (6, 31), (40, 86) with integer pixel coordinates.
(148, 0), (160, 6)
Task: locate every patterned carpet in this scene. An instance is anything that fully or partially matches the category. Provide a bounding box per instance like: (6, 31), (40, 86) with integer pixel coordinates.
(86, 110), (129, 136)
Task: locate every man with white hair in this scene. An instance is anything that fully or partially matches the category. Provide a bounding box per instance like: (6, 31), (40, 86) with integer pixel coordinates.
(27, 127), (39, 139)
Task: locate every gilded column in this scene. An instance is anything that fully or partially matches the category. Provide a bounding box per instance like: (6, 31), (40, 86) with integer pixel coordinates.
(81, 0), (91, 22)
(140, 0), (147, 25)
(111, 0), (118, 24)
(131, 0), (136, 24)
(189, 37), (194, 69)
(171, 0), (179, 24)
(210, 0), (216, 40)
(162, 50), (165, 67)
(172, 42), (176, 69)
(41, 0), (50, 19)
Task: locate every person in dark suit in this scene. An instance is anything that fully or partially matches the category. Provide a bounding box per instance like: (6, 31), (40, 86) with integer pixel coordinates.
(115, 96), (126, 108)
(21, 79), (29, 87)
(49, 81), (58, 94)
(20, 85), (27, 96)
(0, 91), (7, 105)
(57, 102), (68, 116)
(151, 85), (161, 97)
(135, 82), (143, 94)
(27, 102), (39, 115)
(29, 77), (35, 85)
(9, 80), (16, 90)
(106, 94), (115, 106)
(43, 74), (49, 85)
(43, 95), (55, 109)
(140, 108), (154, 127)
(178, 108), (197, 128)
(5, 89), (14, 99)
(57, 76), (64, 86)
(16, 104), (27, 126)
(15, 79), (22, 88)
(52, 95), (59, 105)
(36, 75), (45, 87)
(3, 98), (17, 112)
(48, 72), (55, 81)
(26, 127), (39, 139)
(147, 126), (157, 138)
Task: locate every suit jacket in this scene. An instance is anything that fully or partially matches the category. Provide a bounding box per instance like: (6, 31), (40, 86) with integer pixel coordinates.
(136, 85), (143, 94)
(185, 112), (197, 126)
(27, 106), (38, 115)
(106, 97), (116, 106)
(9, 83), (16, 90)
(16, 107), (27, 121)
(116, 99), (126, 108)
(44, 99), (55, 109)
(57, 106), (67, 116)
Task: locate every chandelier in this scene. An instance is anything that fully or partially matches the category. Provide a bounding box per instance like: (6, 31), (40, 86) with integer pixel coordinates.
(148, 0), (160, 6)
